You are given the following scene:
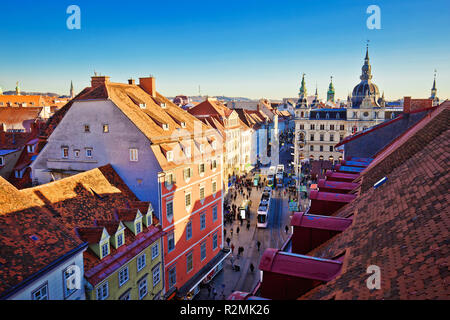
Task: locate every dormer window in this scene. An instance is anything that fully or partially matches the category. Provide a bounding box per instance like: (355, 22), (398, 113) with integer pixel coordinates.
(84, 124), (90, 133)
(116, 232), (124, 247)
(101, 242), (109, 258)
(160, 102), (167, 109)
(181, 121), (186, 128)
(136, 221), (142, 234)
(167, 151), (174, 162)
(27, 144), (35, 153)
(162, 123), (169, 131)
(147, 213), (153, 226)
(62, 147), (69, 159)
(139, 103), (146, 109)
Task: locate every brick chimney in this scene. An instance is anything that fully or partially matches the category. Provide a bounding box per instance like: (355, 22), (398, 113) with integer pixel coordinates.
(91, 76), (110, 88)
(403, 96), (412, 114)
(128, 78), (136, 85)
(139, 76), (156, 97)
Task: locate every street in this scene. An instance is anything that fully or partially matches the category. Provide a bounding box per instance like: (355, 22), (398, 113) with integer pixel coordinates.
(195, 141), (297, 300)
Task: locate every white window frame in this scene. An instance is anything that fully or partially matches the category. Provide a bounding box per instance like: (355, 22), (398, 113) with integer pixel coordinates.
(167, 151), (174, 162)
(213, 232), (218, 250)
(116, 232), (124, 247)
(0, 156), (4, 166)
(167, 233), (175, 253)
(62, 147), (69, 159)
(32, 283), (48, 300)
(101, 242), (109, 258)
(168, 266), (176, 289)
(186, 220), (192, 240)
(118, 266), (129, 287)
(137, 253), (146, 272)
(135, 221), (142, 234)
(166, 200), (174, 222)
(212, 205), (218, 222)
(152, 242), (159, 259)
(186, 251), (193, 273)
(96, 281), (109, 300)
(152, 266), (161, 286)
(200, 242), (206, 261)
(130, 148), (139, 162)
(200, 213), (206, 230)
(86, 148), (93, 158)
(138, 277), (148, 299)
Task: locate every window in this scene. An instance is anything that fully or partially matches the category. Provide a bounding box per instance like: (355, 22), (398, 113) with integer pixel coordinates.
(310, 145), (314, 151)
(316, 113), (320, 119)
(199, 144), (204, 153)
(336, 113), (340, 119)
(187, 252), (193, 273)
(86, 148), (93, 158)
(212, 141), (217, 150)
(32, 283), (48, 300)
(152, 242), (159, 259)
(119, 291), (131, 300)
(103, 124), (109, 133)
(84, 124), (90, 133)
(340, 134), (344, 141)
(330, 125), (335, 131)
(165, 172), (174, 187)
(211, 159), (217, 170)
(152, 266), (161, 286)
(0, 156), (4, 166)
(320, 124), (325, 130)
(166, 201), (173, 222)
(320, 145), (324, 152)
(199, 163), (205, 175)
(185, 192), (191, 208)
(213, 206), (218, 222)
(101, 242), (109, 257)
(299, 124), (304, 130)
(310, 124), (315, 130)
(137, 254), (146, 272)
(363, 112), (369, 117)
(74, 149), (80, 158)
(184, 167), (192, 180)
(167, 233), (175, 253)
(330, 134), (334, 141)
(310, 134), (314, 141)
(199, 186), (205, 201)
(320, 134), (324, 141)
(162, 123), (169, 130)
(212, 181), (217, 194)
(200, 242), (206, 261)
(168, 266), (176, 289)
(167, 151), (173, 162)
(200, 213), (206, 230)
(117, 233), (124, 247)
(62, 147), (69, 159)
(329, 146), (333, 152)
(181, 121), (186, 128)
(138, 277), (148, 299)
(340, 125), (345, 131)
(27, 144), (35, 153)
(213, 232), (218, 250)
(136, 221), (142, 234)
(118, 266), (129, 286)
(96, 282), (109, 300)
(186, 221), (192, 240)
(130, 148), (138, 162)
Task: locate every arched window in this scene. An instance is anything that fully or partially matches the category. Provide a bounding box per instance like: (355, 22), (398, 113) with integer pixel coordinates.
(301, 111), (304, 117)
(336, 113), (340, 119)
(316, 113), (320, 119)
(326, 113), (330, 119)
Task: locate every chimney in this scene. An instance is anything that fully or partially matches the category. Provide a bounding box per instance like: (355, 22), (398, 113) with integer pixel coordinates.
(128, 78), (135, 85)
(403, 96), (411, 114)
(91, 76), (110, 88)
(139, 76), (156, 97)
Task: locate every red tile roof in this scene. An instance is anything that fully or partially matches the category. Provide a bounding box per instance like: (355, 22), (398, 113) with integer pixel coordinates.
(297, 102), (450, 300)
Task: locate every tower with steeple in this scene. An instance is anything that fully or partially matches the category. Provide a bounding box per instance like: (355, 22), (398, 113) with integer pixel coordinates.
(327, 76), (335, 103)
(430, 70), (439, 106)
(296, 73), (308, 109)
(15, 81), (20, 95)
(70, 81), (75, 99)
(311, 84), (320, 108)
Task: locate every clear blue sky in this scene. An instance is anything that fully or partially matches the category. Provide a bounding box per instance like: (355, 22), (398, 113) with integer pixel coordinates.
(0, 0), (448, 100)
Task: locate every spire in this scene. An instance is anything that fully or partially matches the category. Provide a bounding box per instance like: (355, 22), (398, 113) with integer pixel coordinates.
(360, 41), (373, 81)
(430, 70), (438, 101)
(70, 81), (74, 99)
(327, 76), (335, 102)
(296, 73), (308, 109)
(299, 73), (307, 97)
(15, 81), (20, 95)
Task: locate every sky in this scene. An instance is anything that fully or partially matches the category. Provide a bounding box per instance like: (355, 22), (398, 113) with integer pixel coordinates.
(0, 0), (449, 100)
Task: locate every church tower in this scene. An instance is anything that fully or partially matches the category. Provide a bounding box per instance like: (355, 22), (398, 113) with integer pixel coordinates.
(430, 71), (439, 106)
(70, 81), (75, 99)
(327, 76), (335, 103)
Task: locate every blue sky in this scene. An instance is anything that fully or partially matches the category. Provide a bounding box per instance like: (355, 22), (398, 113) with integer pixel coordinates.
(0, 0), (448, 100)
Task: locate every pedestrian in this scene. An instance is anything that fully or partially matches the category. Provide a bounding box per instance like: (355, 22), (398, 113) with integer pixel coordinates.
(226, 237), (231, 247)
(285, 225), (289, 234)
(246, 221), (250, 230)
(250, 263), (255, 273)
(230, 255), (235, 267)
(257, 240), (261, 251)
(212, 287), (217, 300)
(231, 243), (235, 254)
(236, 226), (240, 235)
(230, 228), (233, 237)
(240, 246), (244, 256)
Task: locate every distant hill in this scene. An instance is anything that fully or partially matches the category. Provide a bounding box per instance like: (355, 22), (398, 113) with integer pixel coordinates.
(2, 91), (62, 97)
